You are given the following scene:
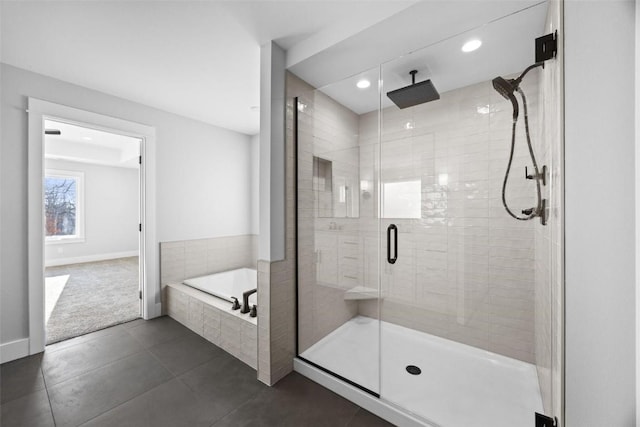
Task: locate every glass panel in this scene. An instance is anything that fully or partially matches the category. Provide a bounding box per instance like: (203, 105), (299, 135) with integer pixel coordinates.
(377, 4), (553, 426)
(296, 67), (381, 394)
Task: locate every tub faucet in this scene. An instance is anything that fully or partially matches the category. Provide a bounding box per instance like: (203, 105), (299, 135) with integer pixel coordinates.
(241, 289), (257, 314)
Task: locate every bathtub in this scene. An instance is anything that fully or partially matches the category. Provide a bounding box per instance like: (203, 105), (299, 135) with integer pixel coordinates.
(183, 268), (257, 307)
(167, 267), (258, 369)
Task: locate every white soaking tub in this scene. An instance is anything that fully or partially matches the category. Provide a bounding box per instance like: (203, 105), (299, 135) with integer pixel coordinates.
(167, 267), (258, 369)
(183, 268), (257, 307)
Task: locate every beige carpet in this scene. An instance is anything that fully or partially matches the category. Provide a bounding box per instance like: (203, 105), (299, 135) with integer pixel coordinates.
(45, 257), (140, 344)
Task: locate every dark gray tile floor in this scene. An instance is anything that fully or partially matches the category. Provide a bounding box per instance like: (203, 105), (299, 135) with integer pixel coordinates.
(0, 316), (393, 427)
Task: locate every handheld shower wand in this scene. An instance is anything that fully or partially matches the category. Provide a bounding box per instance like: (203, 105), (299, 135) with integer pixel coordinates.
(492, 62), (547, 225)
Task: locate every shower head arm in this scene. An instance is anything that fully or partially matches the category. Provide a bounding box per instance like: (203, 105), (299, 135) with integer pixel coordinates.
(513, 62), (544, 87)
(410, 70), (418, 85)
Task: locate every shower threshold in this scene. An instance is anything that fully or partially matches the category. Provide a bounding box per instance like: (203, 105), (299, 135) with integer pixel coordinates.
(298, 316), (543, 427)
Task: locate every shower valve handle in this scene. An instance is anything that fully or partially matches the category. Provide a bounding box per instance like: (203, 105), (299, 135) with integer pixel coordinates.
(525, 166), (533, 180)
(522, 208), (535, 216)
(525, 166), (547, 186)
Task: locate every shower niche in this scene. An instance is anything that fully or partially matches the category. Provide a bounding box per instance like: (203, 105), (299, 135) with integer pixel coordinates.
(313, 154), (360, 218)
(294, 2), (563, 426)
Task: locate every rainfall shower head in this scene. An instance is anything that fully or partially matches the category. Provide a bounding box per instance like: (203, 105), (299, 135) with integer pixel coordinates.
(491, 76), (519, 121)
(387, 70), (440, 109)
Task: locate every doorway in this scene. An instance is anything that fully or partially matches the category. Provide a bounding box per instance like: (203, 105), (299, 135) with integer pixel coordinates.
(27, 98), (159, 356)
(43, 120), (142, 344)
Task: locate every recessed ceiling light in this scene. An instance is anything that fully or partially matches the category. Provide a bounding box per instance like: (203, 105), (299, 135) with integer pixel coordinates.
(82, 136), (92, 141)
(462, 39), (482, 53)
(356, 79), (371, 89)
(249, 105), (260, 112)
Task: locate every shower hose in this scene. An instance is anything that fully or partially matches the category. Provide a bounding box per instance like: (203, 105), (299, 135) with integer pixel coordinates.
(501, 87), (544, 221)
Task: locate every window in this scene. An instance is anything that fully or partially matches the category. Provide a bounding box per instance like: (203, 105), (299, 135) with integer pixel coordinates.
(382, 180), (422, 219)
(44, 170), (84, 242)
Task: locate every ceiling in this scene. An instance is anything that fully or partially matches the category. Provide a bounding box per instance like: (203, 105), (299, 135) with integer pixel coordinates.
(2, 1), (548, 135)
(1, 1), (416, 136)
(317, 2), (548, 114)
(44, 120), (141, 168)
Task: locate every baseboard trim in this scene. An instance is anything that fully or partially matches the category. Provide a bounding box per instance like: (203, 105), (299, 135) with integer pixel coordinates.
(0, 338), (30, 364)
(45, 250), (138, 267)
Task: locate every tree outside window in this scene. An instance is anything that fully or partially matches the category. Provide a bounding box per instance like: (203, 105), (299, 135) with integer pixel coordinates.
(44, 170), (84, 241)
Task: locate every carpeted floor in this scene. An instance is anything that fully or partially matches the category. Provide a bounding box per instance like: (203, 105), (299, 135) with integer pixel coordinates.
(45, 257), (140, 344)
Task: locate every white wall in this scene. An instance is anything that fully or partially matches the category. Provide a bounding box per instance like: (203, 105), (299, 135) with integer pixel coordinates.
(637, 1), (640, 423)
(259, 41), (286, 261)
(1, 63), (254, 345)
(251, 134), (260, 235)
(44, 159), (139, 265)
(565, 1), (636, 425)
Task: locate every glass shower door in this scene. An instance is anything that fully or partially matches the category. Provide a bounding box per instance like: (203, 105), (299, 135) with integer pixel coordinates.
(295, 68), (382, 395)
(376, 8), (554, 426)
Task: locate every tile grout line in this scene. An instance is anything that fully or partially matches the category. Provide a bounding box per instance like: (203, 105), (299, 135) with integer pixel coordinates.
(39, 364), (58, 427)
(44, 348), (149, 391)
(46, 317), (140, 349)
(207, 387), (269, 427)
(75, 372), (174, 427)
(45, 322), (136, 355)
(172, 351), (231, 386)
(61, 346), (173, 426)
(343, 407), (362, 427)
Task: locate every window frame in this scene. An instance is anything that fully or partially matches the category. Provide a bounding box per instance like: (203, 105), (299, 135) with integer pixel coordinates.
(44, 168), (85, 244)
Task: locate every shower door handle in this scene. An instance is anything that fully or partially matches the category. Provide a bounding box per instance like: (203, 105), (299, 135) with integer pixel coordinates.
(387, 224), (398, 264)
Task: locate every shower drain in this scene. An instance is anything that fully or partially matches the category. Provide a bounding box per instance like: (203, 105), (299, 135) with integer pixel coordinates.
(406, 365), (421, 375)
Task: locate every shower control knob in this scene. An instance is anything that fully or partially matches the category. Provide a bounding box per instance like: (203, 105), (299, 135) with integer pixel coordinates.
(525, 166), (534, 180)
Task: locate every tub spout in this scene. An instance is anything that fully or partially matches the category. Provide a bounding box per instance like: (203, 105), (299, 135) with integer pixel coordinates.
(241, 289), (257, 314)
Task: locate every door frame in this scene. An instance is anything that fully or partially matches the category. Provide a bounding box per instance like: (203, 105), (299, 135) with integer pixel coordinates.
(27, 98), (160, 355)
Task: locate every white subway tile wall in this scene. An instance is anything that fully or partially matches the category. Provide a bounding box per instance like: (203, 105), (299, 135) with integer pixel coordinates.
(360, 73), (541, 364)
(295, 73), (362, 354)
(292, 65), (560, 368)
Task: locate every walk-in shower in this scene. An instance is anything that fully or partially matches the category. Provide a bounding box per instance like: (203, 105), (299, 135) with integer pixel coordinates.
(293, 2), (563, 426)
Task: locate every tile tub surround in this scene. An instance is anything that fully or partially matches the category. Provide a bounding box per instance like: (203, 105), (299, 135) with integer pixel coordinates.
(160, 234), (257, 286)
(160, 234), (258, 313)
(166, 283), (257, 370)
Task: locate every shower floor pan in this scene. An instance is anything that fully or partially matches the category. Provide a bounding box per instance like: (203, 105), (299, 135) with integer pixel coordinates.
(300, 316), (543, 427)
